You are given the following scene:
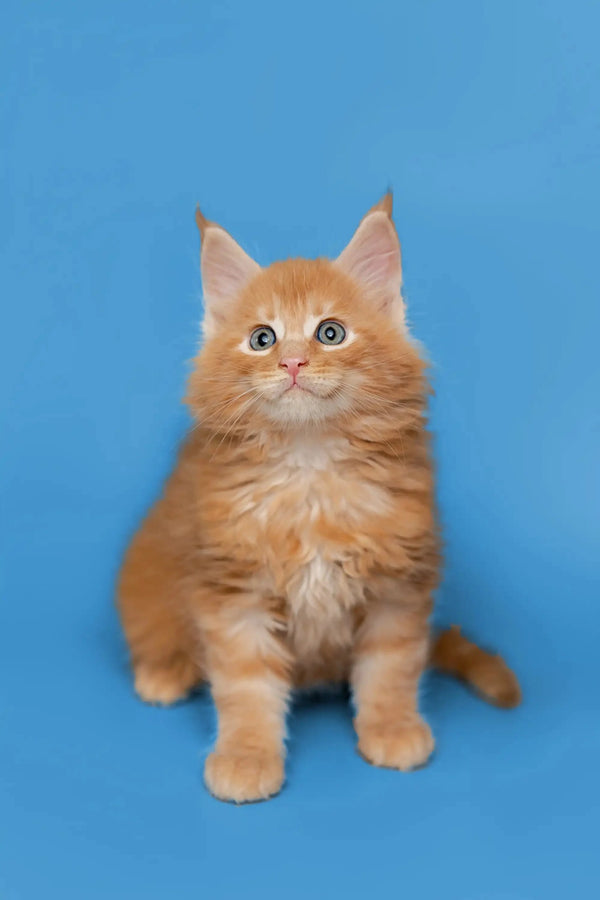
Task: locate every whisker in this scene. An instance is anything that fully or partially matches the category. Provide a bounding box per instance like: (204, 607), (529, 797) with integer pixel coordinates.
(206, 394), (262, 462)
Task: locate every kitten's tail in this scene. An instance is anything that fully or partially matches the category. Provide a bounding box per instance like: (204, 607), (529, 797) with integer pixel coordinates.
(430, 625), (522, 708)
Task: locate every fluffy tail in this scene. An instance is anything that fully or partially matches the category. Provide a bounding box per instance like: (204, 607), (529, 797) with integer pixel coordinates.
(430, 625), (521, 709)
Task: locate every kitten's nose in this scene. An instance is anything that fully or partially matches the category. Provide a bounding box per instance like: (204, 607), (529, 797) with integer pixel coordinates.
(279, 356), (308, 382)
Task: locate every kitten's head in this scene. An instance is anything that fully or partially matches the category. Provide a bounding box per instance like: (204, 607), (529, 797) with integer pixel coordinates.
(188, 195), (425, 432)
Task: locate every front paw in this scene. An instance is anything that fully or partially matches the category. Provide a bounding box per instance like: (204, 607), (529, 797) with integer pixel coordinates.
(357, 717), (435, 771)
(204, 751), (285, 804)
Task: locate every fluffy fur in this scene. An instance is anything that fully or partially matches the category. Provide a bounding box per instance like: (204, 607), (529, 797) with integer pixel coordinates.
(118, 196), (520, 803)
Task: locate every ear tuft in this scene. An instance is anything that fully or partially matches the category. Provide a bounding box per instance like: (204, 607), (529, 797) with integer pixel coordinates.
(367, 190), (393, 219)
(195, 205), (210, 239)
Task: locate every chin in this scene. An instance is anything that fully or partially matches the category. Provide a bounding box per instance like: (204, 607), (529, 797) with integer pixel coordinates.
(261, 385), (350, 428)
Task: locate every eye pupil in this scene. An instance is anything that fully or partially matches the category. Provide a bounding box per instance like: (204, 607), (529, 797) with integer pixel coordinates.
(325, 327), (335, 340)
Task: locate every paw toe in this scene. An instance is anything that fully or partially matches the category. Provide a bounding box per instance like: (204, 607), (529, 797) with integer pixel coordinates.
(204, 751), (284, 803)
(358, 718), (435, 771)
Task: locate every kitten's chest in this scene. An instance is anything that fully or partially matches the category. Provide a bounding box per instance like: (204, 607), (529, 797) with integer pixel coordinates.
(237, 437), (391, 656)
(245, 436), (389, 556)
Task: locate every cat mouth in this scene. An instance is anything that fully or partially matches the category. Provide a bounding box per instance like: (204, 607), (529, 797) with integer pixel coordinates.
(281, 380), (337, 400)
(281, 384), (317, 399)
(269, 375), (339, 402)
(284, 382), (313, 394)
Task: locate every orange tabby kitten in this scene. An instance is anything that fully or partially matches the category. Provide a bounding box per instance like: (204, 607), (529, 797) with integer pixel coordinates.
(118, 195), (520, 803)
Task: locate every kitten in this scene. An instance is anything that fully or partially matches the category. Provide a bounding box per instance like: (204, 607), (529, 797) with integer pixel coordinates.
(118, 195), (520, 803)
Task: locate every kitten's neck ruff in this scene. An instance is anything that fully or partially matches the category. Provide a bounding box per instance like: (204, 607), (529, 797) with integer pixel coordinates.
(192, 397), (429, 474)
(256, 429), (352, 471)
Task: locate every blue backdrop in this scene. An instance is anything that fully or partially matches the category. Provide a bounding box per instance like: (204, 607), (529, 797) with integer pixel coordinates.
(2, 2), (599, 898)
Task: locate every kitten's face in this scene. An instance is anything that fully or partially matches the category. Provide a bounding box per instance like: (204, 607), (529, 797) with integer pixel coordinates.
(189, 199), (423, 432)
(234, 272), (360, 427)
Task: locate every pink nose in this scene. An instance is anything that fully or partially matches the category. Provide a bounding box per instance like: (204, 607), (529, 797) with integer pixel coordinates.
(279, 356), (308, 382)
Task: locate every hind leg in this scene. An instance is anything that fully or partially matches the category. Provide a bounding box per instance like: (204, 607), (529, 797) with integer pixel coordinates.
(133, 651), (201, 706)
(118, 511), (204, 706)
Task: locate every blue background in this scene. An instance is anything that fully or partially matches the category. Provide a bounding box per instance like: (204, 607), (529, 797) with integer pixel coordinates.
(2, 1), (599, 897)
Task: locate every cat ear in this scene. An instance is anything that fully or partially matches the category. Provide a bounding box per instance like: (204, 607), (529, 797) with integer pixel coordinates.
(196, 207), (261, 335)
(335, 192), (405, 327)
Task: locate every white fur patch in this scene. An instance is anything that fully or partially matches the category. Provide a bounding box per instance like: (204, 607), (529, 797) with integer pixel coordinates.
(303, 314), (323, 339)
(226, 607), (285, 655)
(286, 553), (362, 658)
(248, 435), (390, 659)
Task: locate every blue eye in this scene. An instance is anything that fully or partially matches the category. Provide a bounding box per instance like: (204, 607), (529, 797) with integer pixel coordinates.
(249, 326), (276, 350)
(316, 320), (346, 345)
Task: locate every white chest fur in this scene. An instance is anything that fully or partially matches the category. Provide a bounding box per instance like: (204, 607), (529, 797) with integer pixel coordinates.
(245, 435), (389, 659)
(285, 552), (363, 659)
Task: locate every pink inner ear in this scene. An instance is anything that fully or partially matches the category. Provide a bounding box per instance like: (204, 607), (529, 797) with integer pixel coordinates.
(336, 211), (402, 294)
(201, 227), (260, 318)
